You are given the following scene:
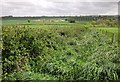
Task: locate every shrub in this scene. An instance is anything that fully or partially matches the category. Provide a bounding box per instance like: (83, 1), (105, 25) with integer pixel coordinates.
(68, 18), (76, 23)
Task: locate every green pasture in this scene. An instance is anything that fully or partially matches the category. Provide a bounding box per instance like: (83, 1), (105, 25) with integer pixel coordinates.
(2, 19), (89, 27)
(95, 27), (119, 43)
(96, 27), (118, 34)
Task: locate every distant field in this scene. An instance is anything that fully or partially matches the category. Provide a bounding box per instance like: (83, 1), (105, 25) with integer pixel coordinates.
(96, 27), (118, 34)
(96, 27), (119, 43)
(2, 19), (89, 28)
(2, 19), (68, 26)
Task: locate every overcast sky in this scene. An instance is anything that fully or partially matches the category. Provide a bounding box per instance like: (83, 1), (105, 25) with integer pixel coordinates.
(0, 0), (120, 16)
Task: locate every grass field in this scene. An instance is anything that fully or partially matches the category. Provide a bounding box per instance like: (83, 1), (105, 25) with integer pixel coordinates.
(1, 18), (120, 81)
(96, 27), (119, 43)
(96, 27), (118, 34)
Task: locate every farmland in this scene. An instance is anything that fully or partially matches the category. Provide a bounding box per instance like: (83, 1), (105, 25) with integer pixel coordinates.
(96, 27), (118, 34)
(1, 16), (120, 81)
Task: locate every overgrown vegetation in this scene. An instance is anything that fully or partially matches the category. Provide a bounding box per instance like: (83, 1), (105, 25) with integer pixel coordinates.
(2, 24), (120, 80)
(91, 19), (118, 27)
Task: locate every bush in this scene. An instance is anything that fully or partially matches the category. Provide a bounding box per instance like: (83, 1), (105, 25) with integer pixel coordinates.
(68, 18), (76, 23)
(27, 20), (30, 23)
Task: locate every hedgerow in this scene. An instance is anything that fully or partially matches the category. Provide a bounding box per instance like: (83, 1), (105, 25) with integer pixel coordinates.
(2, 25), (120, 80)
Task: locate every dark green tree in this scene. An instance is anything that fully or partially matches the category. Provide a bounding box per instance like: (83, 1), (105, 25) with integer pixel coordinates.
(68, 18), (76, 23)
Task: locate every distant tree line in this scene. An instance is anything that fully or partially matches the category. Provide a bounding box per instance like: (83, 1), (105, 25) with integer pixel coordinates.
(91, 19), (118, 27)
(2, 15), (118, 21)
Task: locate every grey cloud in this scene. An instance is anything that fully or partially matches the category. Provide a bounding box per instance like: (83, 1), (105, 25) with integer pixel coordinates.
(1, 0), (119, 16)
(43, 2), (118, 15)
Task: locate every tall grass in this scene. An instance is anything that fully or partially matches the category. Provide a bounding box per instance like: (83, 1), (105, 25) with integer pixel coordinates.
(2, 25), (119, 80)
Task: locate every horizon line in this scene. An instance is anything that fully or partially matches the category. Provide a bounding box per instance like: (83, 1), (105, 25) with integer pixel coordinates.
(1, 15), (118, 17)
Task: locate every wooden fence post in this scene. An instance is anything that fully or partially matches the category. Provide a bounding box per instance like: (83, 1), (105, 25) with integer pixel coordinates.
(111, 33), (115, 44)
(106, 31), (107, 35)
